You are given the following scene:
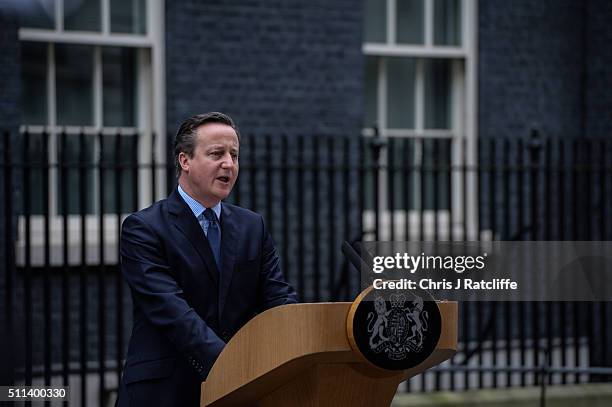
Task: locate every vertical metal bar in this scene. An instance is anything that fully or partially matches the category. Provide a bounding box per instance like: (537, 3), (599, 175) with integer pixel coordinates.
(133, 134), (139, 211)
(517, 139), (526, 386)
(461, 139), (469, 389)
(462, 301), (470, 390)
(419, 139), (425, 242)
(313, 136), (320, 301)
(462, 137), (468, 241)
(448, 138), (455, 390)
(503, 138), (511, 387)
(250, 135), (257, 213)
(403, 139), (412, 242)
(529, 134), (540, 386)
(151, 131), (157, 204)
(281, 135), (289, 286)
(60, 129), (70, 387)
(488, 139), (498, 388)
(433, 138), (441, 391)
(98, 131), (107, 406)
(388, 137), (395, 241)
(114, 131), (123, 384)
(342, 136), (351, 300)
(41, 129), (51, 403)
(78, 130), (88, 406)
(3, 130), (16, 385)
(558, 138), (567, 385)
(571, 139), (580, 383)
(328, 136), (336, 300)
(433, 139), (439, 243)
(265, 134), (273, 229)
(586, 139), (594, 383)
(297, 135), (305, 300)
(599, 140), (608, 378)
(476, 139), (483, 388)
(358, 135), (365, 279)
(544, 138), (553, 385)
(23, 129), (33, 387)
(373, 138), (381, 242)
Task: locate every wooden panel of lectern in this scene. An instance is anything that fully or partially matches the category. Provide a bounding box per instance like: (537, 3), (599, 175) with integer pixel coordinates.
(201, 289), (457, 407)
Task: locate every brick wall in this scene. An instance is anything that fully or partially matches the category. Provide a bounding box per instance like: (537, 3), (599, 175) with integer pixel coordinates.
(478, 0), (585, 139)
(165, 0), (363, 137)
(585, 0), (612, 137)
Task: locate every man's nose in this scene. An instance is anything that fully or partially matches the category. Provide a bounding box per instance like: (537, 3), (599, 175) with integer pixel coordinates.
(220, 152), (234, 167)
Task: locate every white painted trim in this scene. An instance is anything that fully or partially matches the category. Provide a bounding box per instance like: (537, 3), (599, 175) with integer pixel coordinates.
(101, 0), (110, 35)
(362, 0), (478, 241)
(47, 44), (57, 217)
(424, 0), (434, 47)
(150, 0), (167, 205)
(464, 0), (479, 240)
(19, 29), (154, 47)
(387, 0), (396, 44)
(363, 43), (466, 58)
(56, 0), (63, 31)
(93, 46), (103, 129)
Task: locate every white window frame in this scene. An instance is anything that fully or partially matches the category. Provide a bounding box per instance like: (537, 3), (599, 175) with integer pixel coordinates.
(16, 0), (166, 266)
(362, 0), (478, 241)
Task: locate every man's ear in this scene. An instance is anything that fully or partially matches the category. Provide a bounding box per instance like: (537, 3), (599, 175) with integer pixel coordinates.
(178, 152), (190, 173)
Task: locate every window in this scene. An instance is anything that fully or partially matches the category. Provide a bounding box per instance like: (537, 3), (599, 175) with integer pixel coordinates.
(16, 0), (165, 265)
(362, 0), (477, 240)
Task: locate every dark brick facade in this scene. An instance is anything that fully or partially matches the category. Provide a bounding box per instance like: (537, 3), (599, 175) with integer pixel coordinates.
(585, 0), (612, 137)
(479, 0), (586, 139)
(0, 5), (20, 384)
(165, 0), (363, 137)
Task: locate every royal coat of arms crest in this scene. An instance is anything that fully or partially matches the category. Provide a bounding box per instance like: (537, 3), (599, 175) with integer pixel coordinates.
(366, 294), (430, 360)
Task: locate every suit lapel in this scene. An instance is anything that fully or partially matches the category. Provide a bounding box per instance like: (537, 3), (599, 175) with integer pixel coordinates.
(219, 204), (238, 317)
(166, 189), (220, 287)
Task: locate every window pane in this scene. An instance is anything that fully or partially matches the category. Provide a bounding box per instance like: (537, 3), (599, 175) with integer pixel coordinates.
(64, 0), (100, 31)
(424, 59), (452, 129)
(364, 56), (378, 128)
(363, 0), (386, 43)
(397, 0), (424, 44)
(111, 0), (147, 34)
(387, 58), (415, 129)
(21, 42), (48, 125)
(18, 0), (55, 29)
(56, 44), (93, 126)
(57, 134), (95, 215)
(101, 135), (137, 214)
(103, 47), (137, 127)
(434, 0), (462, 46)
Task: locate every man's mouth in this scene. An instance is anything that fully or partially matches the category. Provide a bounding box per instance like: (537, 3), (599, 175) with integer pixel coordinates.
(216, 176), (230, 183)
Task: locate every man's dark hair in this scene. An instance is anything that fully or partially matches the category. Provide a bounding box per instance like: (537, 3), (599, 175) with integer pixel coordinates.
(173, 112), (240, 177)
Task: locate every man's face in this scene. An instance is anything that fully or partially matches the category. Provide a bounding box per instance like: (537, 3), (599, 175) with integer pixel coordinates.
(178, 123), (239, 207)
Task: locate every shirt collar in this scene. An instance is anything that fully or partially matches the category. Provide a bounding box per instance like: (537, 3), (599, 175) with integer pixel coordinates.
(177, 185), (222, 221)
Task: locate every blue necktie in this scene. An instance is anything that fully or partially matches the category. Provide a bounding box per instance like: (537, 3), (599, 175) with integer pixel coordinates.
(202, 209), (221, 271)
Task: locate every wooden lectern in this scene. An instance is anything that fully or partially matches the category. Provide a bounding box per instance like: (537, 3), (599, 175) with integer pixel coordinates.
(200, 300), (457, 407)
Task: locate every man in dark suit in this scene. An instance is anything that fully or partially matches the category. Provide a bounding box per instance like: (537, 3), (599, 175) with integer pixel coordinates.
(116, 112), (297, 406)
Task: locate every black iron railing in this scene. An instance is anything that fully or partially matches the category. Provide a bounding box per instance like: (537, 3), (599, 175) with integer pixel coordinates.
(1, 129), (612, 405)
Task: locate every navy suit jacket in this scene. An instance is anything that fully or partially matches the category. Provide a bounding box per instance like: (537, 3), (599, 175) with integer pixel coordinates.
(116, 189), (297, 407)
